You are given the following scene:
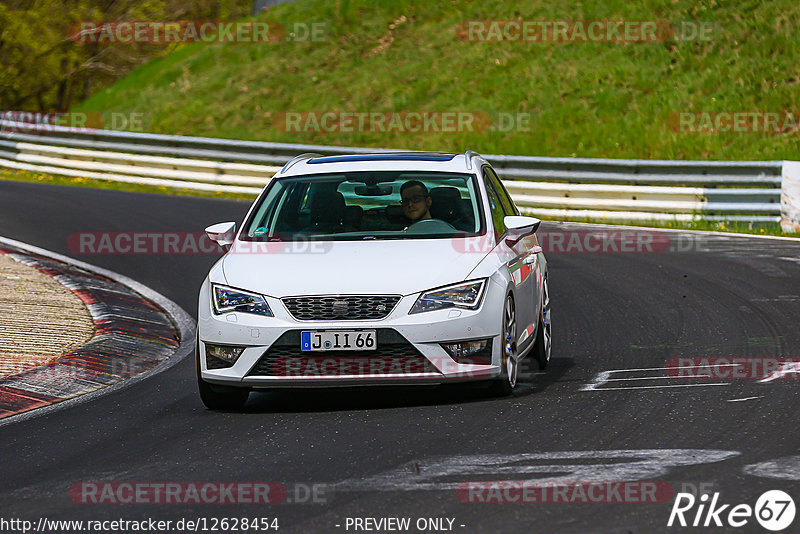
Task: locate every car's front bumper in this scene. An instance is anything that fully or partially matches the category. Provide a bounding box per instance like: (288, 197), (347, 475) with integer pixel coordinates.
(197, 278), (506, 388)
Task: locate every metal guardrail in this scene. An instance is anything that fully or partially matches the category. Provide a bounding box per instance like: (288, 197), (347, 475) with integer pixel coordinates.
(0, 120), (783, 223)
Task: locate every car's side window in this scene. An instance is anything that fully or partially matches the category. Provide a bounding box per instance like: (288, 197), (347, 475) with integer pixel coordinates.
(486, 167), (518, 216)
(483, 170), (507, 236)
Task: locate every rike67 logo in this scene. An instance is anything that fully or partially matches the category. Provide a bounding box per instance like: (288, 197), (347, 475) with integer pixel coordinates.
(668, 490), (795, 531)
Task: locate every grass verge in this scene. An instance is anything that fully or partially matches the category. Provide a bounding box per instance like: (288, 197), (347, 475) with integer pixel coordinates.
(0, 168), (255, 201)
(74, 0), (800, 160)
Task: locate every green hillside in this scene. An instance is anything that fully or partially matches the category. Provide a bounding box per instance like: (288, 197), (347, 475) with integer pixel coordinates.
(75, 0), (800, 160)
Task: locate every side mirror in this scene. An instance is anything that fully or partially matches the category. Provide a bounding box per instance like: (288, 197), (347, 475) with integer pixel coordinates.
(205, 222), (237, 250)
(503, 216), (541, 247)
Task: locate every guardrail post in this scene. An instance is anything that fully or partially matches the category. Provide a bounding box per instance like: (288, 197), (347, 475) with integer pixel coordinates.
(781, 161), (800, 233)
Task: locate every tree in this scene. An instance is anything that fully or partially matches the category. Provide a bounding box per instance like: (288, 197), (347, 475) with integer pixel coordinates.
(0, 0), (249, 111)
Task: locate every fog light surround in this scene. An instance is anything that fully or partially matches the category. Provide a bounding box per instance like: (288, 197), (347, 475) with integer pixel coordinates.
(441, 338), (492, 365)
(205, 343), (245, 369)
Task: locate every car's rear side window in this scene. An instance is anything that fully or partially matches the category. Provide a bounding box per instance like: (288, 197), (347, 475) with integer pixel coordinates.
(483, 172), (507, 236)
(485, 166), (518, 216)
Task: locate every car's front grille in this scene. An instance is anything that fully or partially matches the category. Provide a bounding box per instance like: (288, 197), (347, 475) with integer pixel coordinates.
(281, 295), (401, 321)
(247, 329), (438, 377)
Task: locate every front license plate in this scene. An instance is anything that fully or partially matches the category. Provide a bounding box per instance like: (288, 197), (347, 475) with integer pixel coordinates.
(300, 330), (377, 351)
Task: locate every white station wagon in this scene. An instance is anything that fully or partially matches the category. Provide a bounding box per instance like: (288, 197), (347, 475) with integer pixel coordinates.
(197, 151), (551, 409)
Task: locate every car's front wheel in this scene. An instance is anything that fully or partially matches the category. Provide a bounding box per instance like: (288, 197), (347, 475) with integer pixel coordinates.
(196, 341), (250, 411)
(489, 294), (518, 397)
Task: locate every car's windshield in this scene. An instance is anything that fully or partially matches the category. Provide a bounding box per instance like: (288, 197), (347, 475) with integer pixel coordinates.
(242, 171), (483, 241)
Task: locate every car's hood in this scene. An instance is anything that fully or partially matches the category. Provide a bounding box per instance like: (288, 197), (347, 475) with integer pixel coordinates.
(221, 238), (489, 297)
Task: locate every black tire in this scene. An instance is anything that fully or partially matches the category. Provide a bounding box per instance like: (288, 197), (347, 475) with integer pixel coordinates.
(532, 275), (552, 370)
(489, 294), (518, 397)
(196, 341), (249, 411)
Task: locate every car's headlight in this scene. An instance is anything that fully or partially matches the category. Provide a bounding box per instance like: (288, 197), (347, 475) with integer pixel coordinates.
(409, 279), (487, 314)
(212, 284), (273, 316)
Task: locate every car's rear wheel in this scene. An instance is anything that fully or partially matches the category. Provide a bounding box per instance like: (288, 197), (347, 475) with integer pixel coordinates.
(489, 294), (518, 397)
(533, 275), (552, 370)
(196, 340), (250, 411)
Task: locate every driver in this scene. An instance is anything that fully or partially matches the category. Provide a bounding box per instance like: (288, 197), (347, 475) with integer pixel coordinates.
(400, 180), (432, 224)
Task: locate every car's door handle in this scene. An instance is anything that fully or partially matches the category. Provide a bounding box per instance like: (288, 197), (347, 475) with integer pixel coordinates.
(531, 245), (543, 254)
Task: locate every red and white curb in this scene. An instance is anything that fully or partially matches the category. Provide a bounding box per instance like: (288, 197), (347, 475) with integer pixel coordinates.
(0, 236), (194, 425)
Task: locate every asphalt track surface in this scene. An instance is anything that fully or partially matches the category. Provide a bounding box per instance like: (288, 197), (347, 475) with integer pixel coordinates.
(1, 180), (799, 533)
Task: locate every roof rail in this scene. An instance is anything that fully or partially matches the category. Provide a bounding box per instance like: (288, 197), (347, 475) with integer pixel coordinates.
(280, 153), (323, 173)
(464, 150), (481, 170)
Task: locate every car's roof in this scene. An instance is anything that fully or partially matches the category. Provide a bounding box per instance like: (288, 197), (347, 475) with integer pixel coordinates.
(277, 151), (486, 177)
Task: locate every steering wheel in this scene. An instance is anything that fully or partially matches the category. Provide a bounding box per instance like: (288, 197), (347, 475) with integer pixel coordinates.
(404, 218), (457, 234)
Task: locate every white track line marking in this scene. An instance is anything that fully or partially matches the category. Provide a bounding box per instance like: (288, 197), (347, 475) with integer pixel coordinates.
(585, 383), (730, 391)
(581, 364), (743, 391)
(608, 363), (743, 373)
(759, 362), (800, 382)
(727, 396), (764, 402)
(603, 375), (714, 382)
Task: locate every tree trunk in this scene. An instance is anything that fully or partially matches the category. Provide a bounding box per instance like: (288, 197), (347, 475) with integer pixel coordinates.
(56, 57), (68, 111)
